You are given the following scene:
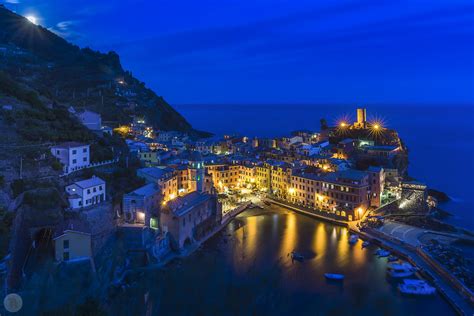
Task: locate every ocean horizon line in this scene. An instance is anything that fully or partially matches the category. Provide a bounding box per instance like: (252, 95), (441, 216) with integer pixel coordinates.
(175, 102), (474, 107)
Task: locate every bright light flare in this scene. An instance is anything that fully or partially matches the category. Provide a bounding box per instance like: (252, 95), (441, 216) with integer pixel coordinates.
(335, 114), (352, 135)
(368, 116), (386, 138)
(26, 15), (38, 25)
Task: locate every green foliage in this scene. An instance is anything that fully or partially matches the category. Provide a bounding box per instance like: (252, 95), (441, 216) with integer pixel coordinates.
(23, 187), (63, 210)
(13, 106), (96, 142)
(51, 159), (63, 171)
(0, 71), (44, 109)
(90, 143), (114, 163)
(94, 166), (145, 205)
(75, 297), (107, 316)
(10, 179), (25, 197)
(10, 178), (60, 198)
(0, 208), (14, 258)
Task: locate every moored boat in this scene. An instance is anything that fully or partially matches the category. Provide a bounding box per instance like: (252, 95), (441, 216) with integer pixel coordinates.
(387, 262), (415, 278)
(291, 251), (304, 261)
(387, 255), (398, 262)
(325, 273), (345, 280)
(375, 248), (390, 257)
(398, 279), (436, 295)
(349, 234), (359, 245)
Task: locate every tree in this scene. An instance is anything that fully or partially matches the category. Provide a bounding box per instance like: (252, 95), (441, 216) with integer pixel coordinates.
(320, 118), (328, 130)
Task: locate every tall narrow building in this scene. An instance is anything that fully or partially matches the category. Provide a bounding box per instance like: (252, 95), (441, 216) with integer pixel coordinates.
(355, 108), (367, 129)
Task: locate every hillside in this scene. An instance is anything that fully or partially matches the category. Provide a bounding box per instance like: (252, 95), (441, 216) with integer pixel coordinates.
(0, 5), (196, 132)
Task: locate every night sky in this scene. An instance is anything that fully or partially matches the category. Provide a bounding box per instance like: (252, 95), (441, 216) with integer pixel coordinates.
(3, 0), (474, 104)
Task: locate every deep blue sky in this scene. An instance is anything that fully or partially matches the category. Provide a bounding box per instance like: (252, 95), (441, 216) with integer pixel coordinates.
(4, 0), (474, 104)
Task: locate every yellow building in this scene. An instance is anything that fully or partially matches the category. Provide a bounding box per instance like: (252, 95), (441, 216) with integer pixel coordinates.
(270, 164), (291, 199)
(239, 164), (256, 186)
(289, 173), (318, 208)
(53, 220), (92, 262)
(255, 163), (271, 191)
(205, 163), (241, 192)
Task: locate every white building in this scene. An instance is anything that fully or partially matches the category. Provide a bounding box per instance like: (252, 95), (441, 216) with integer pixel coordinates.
(65, 176), (106, 210)
(51, 142), (90, 174)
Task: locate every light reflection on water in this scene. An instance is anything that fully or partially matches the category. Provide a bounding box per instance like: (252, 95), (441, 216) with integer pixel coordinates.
(110, 206), (456, 315)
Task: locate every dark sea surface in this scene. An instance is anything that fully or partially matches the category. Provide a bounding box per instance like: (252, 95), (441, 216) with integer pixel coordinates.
(110, 207), (456, 315)
(176, 104), (474, 230)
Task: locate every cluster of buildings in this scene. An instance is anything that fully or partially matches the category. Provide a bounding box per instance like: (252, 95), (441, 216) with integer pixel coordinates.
(50, 108), (417, 264)
(111, 109), (407, 223)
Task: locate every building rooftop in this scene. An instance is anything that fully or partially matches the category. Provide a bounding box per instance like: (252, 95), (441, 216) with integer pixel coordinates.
(73, 176), (105, 189)
(363, 145), (399, 151)
(137, 167), (174, 181)
(339, 138), (354, 145)
(368, 166), (384, 172)
(332, 169), (368, 182)
(52, 142), (88, 149)
(126, 183), (159, 197)
(53, 219), (91, 239)
(167, 192), (212, 217)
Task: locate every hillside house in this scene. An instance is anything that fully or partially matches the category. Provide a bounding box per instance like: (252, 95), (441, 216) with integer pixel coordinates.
(51, 142), (90, 174)
(65, 176), (106, 210)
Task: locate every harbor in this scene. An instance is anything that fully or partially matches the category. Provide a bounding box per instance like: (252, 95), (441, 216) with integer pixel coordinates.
(105, 205), (457, 315)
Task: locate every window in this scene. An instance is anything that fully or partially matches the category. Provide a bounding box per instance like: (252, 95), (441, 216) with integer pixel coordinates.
(72, 150), (77, 155)
(72, 159), (77, 164)
(87, 189), (91, 194)
(63, 240), (69, 249)
(83, 148), (87, 153)
(83, 157), (87, 162)
(99, 186), (103, 191)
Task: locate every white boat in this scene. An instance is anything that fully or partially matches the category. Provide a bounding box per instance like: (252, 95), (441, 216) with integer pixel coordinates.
(387, 255), (398, 262)
(398, 279), (436, 295)
(362, 241), (370, 248)
(387, 262), (415, 278)
(325, 273), (345, 280)
(349, 234), (359, 245)
(375, 249), (390, 257)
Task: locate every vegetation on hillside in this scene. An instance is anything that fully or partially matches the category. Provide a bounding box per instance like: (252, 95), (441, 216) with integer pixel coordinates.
(0, 5), (196, 134)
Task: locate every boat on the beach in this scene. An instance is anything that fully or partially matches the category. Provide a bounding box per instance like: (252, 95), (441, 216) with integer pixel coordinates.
(375, 248), (390, 257)
(349, 234), (359, 245)
(387, 262), (415, 278)
(362, 241), (370, 248)
(324, 273), (345, 280)
(398, 279), (436, 295)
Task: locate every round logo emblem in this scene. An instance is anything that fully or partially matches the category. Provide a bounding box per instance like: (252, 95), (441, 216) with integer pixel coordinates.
(4, 293), (23, 313)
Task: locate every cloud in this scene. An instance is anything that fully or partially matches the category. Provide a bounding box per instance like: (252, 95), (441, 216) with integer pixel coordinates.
(4, 0), (20, 3)
(48, 20), (83, 41)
